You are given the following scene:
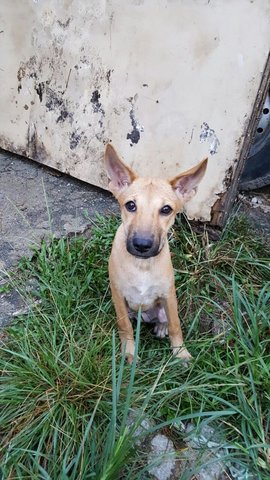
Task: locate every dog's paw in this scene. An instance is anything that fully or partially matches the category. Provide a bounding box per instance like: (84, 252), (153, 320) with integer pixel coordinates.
(125, 353), (141, 365)
(173, 346), (192, 362)
(153, 322), (168, 338)
(122, 339), (135, 357)
(125, 353), (134, 365)
(122, 340), (140, 365)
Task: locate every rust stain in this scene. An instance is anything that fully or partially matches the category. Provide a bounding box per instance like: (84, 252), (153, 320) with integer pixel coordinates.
(27, 124), (48, 162)
(17, 56), (37, 93)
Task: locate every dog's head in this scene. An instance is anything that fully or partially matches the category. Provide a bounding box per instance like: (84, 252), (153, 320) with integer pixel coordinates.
(104, 144), (207, 259)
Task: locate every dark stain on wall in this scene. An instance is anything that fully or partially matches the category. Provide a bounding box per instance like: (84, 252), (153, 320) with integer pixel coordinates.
(17, 56), (37, 93)
(106, 69), (113, 84)
(90, 89), (106, 142)
(45, 87), (73, 124)
(46, 88), (64, 111)
(35, 82), (45, 102)
(70, 131), (81, 150)
(91, 90), (105, 115)
(127, 108), (140, 145)
(27, 124), (48, 162)
(57, 18), (71, 29)
(223, 165), (234, 188)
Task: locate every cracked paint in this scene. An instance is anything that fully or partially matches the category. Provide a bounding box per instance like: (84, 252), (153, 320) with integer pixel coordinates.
(200, 122), (220, 155)
(126, 96), (144, 146)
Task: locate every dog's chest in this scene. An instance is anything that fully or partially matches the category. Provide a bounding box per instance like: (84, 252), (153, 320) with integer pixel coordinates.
(121, 271), (169, 311)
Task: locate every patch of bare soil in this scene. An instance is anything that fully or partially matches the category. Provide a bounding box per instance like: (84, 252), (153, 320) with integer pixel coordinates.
(238, 186), (270, 248)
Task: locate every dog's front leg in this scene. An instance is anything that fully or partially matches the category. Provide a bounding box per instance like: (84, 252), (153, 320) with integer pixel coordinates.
(164, 286), (192, 361)
(110, 280), (135, 363)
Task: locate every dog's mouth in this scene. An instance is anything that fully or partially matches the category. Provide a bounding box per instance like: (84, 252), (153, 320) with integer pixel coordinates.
(126, 234), (162, 259)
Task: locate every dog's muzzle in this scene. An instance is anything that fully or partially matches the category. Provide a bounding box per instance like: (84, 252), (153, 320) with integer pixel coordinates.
(126, 234), (160, 258)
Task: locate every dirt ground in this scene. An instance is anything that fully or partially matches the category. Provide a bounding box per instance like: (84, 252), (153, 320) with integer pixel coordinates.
(238, 186), (270, 245)
(0, 149), (118, 326)
(0, 149), (269, 328)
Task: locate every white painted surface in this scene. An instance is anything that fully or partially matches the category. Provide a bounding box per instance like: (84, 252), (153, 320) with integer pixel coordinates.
(0, 0), (269, 220)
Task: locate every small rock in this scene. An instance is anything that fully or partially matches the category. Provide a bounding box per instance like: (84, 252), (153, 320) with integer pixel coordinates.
(185, 423), (222, 449)
(175, 423), (227, 479)
(12, 299), (42, 317)
(147, 434), (176, 480)
(251, 196), (262, 205)
(126, 409), (153, 441)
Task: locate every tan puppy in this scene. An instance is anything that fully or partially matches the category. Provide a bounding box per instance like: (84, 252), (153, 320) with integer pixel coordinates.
(104, 144), (207, 363)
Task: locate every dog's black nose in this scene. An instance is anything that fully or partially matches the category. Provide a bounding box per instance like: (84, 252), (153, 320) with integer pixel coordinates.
(132, 236), (153, 254)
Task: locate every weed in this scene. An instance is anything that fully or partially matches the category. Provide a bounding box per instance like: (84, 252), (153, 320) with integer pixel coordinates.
(0, 213), (269, 478)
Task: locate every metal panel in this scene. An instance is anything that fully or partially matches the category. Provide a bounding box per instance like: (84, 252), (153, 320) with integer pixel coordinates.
(0, 0), (269, 221)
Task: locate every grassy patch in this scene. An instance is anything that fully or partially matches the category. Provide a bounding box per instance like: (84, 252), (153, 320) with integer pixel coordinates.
(0, 213), (270, 479)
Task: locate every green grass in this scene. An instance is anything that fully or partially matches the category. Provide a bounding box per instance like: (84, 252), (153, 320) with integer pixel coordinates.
(0, 213), (270, 479)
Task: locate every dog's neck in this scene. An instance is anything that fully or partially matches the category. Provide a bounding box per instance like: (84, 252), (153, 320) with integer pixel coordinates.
(132, 255), (156, 271)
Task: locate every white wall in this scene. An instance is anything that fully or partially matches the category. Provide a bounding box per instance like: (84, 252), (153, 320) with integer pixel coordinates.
(0, 0), (269, 220)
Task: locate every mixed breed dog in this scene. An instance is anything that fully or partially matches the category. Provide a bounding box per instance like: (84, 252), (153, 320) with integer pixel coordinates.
(104, 144), (207, 363)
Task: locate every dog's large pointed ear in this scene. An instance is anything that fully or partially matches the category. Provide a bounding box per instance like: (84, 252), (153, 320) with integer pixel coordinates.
(170, 158), (208, 202)
(104, 144), (137, 195)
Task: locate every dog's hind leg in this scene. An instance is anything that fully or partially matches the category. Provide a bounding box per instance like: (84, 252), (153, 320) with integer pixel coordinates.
(153, 305), (168, 338)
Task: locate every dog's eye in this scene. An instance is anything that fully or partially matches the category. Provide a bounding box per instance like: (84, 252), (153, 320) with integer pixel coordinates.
(125, 201), (137, 212)
(160, 205), (173, 215)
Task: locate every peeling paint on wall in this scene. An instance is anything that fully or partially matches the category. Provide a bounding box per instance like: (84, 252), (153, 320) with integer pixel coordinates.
(91, 90), (105, 115)
(200, 122), (220, 155)
(126, 95), (144, 146)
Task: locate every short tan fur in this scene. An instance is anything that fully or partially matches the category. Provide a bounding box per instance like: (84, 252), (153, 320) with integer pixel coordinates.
(104, 144), (207, 363)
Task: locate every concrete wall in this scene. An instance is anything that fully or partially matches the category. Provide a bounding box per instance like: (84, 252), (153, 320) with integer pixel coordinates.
(0, 0), (269, 221)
